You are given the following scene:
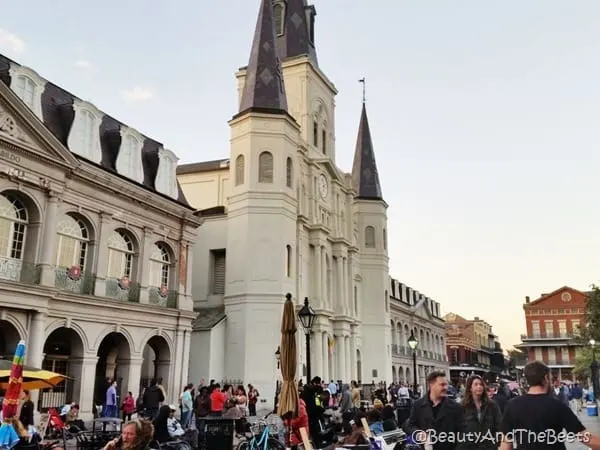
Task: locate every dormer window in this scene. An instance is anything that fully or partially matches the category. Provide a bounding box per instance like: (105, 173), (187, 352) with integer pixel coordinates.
(273, 1), (286, 36)
(9, 64), (46, 119)
(117, 128), (144, 183)
(156, 148), (179, 199)
(68, 100), (103, 163)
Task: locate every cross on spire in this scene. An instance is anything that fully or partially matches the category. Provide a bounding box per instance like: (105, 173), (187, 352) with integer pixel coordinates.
(359, 77), (366, 104)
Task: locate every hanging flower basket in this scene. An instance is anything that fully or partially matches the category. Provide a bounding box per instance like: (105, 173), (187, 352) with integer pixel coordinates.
(119, 276), (130, 290)
(66, 265), (81, 281)
(159, 285), (168, 297)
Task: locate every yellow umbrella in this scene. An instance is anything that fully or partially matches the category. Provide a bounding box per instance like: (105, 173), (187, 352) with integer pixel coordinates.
(0, 359), (66, 390)
(277, 293), (299, 419)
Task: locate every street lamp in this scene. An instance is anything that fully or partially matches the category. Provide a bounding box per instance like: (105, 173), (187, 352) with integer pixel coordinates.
(274, 346), (281, 413)
(590, 339), (599, 400)
(275, 346), (281, 370)
(298, 297), (316, 382)
(408, 331), (419, 397)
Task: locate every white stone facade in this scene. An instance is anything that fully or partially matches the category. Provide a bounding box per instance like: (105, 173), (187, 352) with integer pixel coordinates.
(0, 63), (200, 420)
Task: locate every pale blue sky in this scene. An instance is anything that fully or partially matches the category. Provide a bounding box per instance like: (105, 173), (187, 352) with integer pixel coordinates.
(1, 1), (599, 349)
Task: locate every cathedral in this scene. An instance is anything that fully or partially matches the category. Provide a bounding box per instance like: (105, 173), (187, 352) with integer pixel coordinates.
(180, 0), (393, 400)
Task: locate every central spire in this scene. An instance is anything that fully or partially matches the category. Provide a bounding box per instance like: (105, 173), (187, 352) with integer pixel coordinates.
(238, 0), (288, 116)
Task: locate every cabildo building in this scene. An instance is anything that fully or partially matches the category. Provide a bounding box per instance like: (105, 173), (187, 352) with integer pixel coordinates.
(0, 54), (201, 419)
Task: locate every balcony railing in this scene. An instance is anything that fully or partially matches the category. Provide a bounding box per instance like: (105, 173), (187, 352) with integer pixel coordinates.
(0, 257), (41, 285)
(54, 267), (95, 295)
(105, 279), (141, 303)
(148, 287), (178, 308)
(521, 332), (577, 340)
(392, 345), (447, 362)
(547, 359), (573, 366)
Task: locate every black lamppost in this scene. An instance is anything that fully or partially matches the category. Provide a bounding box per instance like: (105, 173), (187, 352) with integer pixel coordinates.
(298, 297), (316, 382)
(408, 331), (419, 397)
(274, 346), (281, 413)
(590, 339), (599, 400)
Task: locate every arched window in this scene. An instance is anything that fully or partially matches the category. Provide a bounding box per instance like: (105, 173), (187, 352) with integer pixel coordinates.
(149, 243), (170, 288)
(107, 230), (134, 279)
(258, 151), (273, 183)
(321, 123), (327, 154)
(364, 226), (375, 248)
(286, 157), (293, 188)
(56, 214), (89, 270)
(78, 110), (95, 159)
(273, 1), (285, 35)
(285, 245), (292, 277)
(14, 76), (35, 109)
(0, 193), (27, 262)
(383, 228), (387, 250)
(235, 154), (245, 186)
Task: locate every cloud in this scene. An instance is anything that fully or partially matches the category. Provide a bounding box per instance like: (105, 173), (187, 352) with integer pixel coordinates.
(0, 28), (25, 54)
(121, 86), (154, 102)
(74, 59), (94, 71)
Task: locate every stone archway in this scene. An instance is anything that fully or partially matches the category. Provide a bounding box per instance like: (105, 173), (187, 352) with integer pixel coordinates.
(41, 327), (85, 410)
(140, 336), (171, 399)
(0, 320), (22, 359)
(95, 332), (131, 408)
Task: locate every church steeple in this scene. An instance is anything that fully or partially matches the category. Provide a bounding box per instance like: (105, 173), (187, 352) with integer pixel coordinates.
(351, 101), (384, 201)
(238, 0), (288, 116)
(274, 0), (318, 67)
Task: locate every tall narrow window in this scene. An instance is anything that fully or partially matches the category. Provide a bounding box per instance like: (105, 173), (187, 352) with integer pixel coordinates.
(14, 76), (35, 109)
(321, 129), (327, 154)
(56, 214), (89, 270)
(79, 110), (95, 159)
(354, 285), (358, 315)
(149, 244), (170, 288)
(0, 193), (28, 281)
(235, 154), (245, 186)
(285, 245), (292, 277)
(286, 157), (293, 188)
(211, 249), (226, 295)
(313, 121), (318, 146)
(106, 230), (134, 279)
(364, 226), (375, 248)
(258, 151), (273, 183)
(117, 134), (142, 182)
(383, 228), (387, 250)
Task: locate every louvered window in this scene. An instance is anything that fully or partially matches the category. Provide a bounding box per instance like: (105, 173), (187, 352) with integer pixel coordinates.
(235, 154), (245, 186)
(365, 226), (375, 248)
(212, 249), (226, 295)
(286, 157), (293, 188)
(258, 151), (273, 183)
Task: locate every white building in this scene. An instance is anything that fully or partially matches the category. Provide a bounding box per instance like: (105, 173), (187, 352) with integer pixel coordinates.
(181, 0), (393, 401)
(0, 53), (201, 419)
(388, 278), (449, 387)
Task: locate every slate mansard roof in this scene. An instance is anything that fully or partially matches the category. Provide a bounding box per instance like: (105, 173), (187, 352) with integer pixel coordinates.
(0, 54), (191, 207)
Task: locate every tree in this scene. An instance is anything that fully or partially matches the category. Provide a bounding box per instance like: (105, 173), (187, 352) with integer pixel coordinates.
(580, 285), (600, 342)
(573, 347), (595, 380)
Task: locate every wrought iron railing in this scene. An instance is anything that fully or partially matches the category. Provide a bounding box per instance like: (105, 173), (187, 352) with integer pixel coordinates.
(106, 279), (141, 303)
(521, 332), (577, 340)
(148, 287), (178, 308)
(54, 267), (96, 295)
(0, 257), (41, 284)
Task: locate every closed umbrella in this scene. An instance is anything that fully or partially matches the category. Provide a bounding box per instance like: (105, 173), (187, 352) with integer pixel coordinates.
(0, 340), (26, 449)
(277, 293), (299, 419)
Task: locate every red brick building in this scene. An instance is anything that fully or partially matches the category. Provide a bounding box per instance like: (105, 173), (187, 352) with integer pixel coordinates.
(516, 286), (587, 380)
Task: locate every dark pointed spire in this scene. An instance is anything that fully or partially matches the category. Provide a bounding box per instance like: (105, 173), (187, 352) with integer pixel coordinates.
(238, 0), (288, 116)
(352, 100), (384, 201)
(275, 0), (318, 67)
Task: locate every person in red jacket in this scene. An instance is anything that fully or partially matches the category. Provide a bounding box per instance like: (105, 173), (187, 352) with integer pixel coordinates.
(121, 391), (136, 421)
(288, 398), (310, 448)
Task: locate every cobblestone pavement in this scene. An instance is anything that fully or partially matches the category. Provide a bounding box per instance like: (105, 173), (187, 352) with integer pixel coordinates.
(566, 408), (600, 450)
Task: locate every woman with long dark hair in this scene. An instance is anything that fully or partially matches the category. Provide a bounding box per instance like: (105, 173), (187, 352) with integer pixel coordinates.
(459, 375), (501, 450)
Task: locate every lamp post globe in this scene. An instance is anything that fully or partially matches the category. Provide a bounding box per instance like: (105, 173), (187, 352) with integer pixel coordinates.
(298, 297), (316, 382)
(407, 331), (419, 398)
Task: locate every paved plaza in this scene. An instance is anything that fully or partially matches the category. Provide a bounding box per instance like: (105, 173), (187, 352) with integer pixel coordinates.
(567, 410), (600, 450)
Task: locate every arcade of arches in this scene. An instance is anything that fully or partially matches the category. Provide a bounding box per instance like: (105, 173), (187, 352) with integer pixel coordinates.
(0, 316), (184, 419)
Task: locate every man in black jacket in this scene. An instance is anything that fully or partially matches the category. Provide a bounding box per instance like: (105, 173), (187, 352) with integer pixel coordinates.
(404, 371), (464, 450)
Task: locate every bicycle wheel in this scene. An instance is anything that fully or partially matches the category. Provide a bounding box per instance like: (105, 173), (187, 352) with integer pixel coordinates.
(266, 437), (285, 449)
(236, 441), (250, 450)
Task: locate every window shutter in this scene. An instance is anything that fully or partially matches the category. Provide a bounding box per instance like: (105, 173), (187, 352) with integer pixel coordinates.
(213, 252), (226, 294)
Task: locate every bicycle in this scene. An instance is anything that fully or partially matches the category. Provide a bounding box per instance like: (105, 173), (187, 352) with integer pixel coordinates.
(236, 414), (284, 450)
